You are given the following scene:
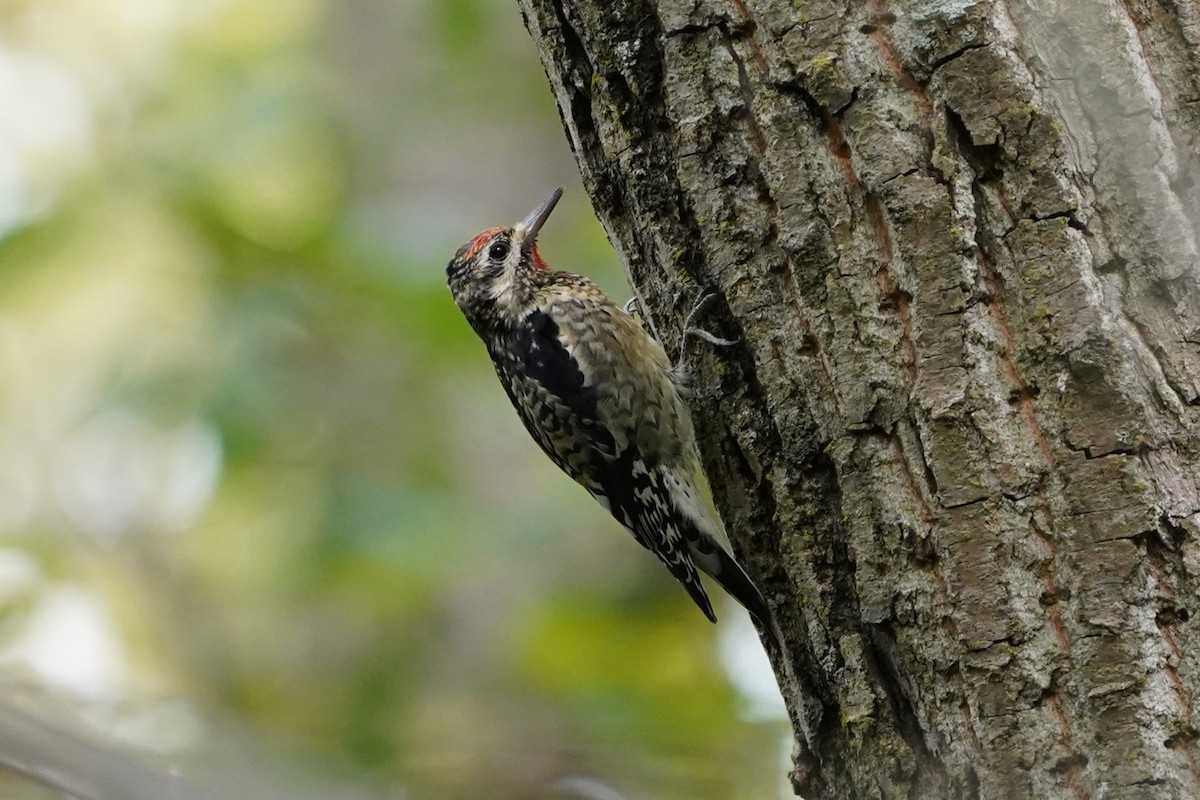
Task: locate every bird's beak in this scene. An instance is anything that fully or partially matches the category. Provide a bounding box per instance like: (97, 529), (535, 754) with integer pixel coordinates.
(515, 187), (563, 242)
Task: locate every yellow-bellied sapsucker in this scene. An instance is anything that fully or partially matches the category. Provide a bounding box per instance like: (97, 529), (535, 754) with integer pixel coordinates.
(446, 188), (776, 649)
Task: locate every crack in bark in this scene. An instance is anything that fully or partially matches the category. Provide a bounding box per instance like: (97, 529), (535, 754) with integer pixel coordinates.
(1142, 525), (1200, 784)
(928, 43), (992, 77)
(890, 429), (937, 524)
(863, 622), (955, 797)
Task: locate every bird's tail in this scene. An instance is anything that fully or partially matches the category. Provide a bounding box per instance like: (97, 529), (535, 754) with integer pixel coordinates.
(702, 546), (781, 657)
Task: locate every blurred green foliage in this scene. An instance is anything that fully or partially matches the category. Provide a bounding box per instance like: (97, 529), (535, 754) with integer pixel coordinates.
(0, 0), (786, 798)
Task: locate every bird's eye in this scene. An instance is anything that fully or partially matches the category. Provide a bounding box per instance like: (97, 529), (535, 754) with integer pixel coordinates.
(488, 241), (510, 261)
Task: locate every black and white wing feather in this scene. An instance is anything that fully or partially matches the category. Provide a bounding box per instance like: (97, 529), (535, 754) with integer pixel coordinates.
(486, 288), (720, 621)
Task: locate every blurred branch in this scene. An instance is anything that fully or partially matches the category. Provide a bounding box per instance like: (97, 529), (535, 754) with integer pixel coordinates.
(0, 700), (219, 800)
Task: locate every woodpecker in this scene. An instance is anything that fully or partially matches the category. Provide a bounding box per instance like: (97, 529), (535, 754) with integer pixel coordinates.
(446, 187), (776, 650)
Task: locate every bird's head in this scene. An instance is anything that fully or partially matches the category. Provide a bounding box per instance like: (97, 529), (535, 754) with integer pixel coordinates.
(446, 187), (562, 327)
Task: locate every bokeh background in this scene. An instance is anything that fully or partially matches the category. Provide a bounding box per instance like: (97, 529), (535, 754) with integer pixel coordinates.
(0, 0), (788, 797)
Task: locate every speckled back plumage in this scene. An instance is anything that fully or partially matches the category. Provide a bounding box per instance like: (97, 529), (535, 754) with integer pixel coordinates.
(446, 189), (775, 645)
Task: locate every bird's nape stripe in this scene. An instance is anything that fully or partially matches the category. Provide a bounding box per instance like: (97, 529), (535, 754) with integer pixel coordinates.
(462, 226), (506, 261)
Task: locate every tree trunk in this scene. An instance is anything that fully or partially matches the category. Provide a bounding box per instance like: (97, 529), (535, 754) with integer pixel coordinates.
(516, 0), (1200, 797)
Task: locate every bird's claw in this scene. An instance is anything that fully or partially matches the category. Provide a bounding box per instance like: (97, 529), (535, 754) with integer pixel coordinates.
(685, 328), (738, 347)
(682, 291), (738, 349)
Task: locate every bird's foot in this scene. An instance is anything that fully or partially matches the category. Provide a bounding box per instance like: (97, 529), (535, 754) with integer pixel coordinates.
(623, 296), (641, 317)
(682, 291), (738, 349)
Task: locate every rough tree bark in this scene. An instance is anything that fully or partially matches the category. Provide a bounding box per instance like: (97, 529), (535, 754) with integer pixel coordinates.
(516, 0), (1200, 797)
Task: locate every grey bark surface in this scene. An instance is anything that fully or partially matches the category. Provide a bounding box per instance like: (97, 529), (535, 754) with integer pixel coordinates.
(517, 0), (1200, 797)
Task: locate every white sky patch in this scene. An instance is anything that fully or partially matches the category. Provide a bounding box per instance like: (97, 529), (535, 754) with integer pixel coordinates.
(53, 413), (223, 544)
(150, 419), (224, 533)
(0, 585), (128, 701)
(718, 608), (788, 721)
(0, 47), (94, 234)
(0, 548), (41, 602)
(107, 0), (184, 32)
